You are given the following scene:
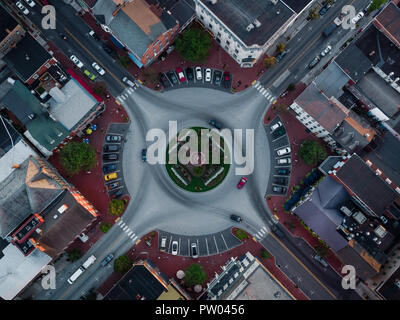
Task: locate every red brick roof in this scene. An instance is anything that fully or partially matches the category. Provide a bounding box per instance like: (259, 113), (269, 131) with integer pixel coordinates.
(374, 2), (400, 48)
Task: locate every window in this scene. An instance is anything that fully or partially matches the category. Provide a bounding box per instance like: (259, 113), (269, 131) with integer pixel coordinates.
(32, 74), (39, 79)
(226, 41), (230, 46)
(209, 24), (213, 29)
(45, 63), (51, 68)
(200, 15), (204, 20)
(233, 54), (237, 59)
(235, 49), (239, 54)
(217, 32), (221, 37)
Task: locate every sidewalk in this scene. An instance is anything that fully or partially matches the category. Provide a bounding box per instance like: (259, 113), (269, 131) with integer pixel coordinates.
(264, 82), (344, 275)
(97, 229), (308, 300)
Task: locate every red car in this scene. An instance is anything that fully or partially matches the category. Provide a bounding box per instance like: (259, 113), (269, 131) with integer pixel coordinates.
(176, 67), (186, 83)
(236, 177), (247, 189)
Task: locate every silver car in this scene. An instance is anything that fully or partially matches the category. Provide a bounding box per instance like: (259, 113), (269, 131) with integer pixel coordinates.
(171, 241), (179, 255)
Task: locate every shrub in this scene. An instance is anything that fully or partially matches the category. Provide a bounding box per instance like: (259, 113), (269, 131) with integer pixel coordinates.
(183, 264), (208, 287)
(100, 222), (111, 233)
(261, 249), (271, 259)
(67, 248), (82, 262)
(108, 199), (125, 216)
(235, 229), (249, 240)
(60, 142), (96, 175)
(114, 254), (132, 274)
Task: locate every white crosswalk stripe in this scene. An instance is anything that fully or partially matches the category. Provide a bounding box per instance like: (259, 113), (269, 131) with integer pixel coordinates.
(127, 230), (133, 236)
(130, 233), (136, 239)
(117, 97), (124, 103)
(120, 222), (125, 228)
(119, 95), (126, 101)
(262, 226), (268, 233)
(132, 236), (138, 242)
(260, 88), (266, 94)
(255, 234), (261, 240)
(265, 92), (271, 98)
(123, 94), (128, 99)
(127, 88), (134, 94)
(122, 225), (128, 231)
(254, 83), (260, 89)
(257, 231), (263, 238)
(259, 228), (266, 235)
(124, 227), (131, 234)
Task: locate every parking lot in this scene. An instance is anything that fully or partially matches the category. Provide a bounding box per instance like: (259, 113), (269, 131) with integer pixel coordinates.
(265, 116), (292, 197)
(160, 67), (233, 92)
(157, 228), (242, 257)
(102, 123), (130, 198)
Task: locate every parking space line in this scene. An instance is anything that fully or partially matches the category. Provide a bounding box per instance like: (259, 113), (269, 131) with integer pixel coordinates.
(187, 238), (190, 256)
(167, 236), (172, 253)
(205, 238), (210, 255)
(197, 238), (200, 256)
(178, 237), (181, 255)
(220, 234), (228, 250)
(213, 236), (219, 253)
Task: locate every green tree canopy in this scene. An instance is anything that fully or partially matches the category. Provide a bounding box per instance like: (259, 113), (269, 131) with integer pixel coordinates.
(263, 56), (276, 68)
(298, 140), (327, 166)
(368, 0), (387, 13)
(60, 142), (96, 175)
(100, 222), (111, 233)
(114, 254), (132, 274)
(67, 248), (82, 262)
(183, 263), (208, 287)
(108, 199), (125, 216)
(287, 83), (296, 91)
(175, 28), (212, 63)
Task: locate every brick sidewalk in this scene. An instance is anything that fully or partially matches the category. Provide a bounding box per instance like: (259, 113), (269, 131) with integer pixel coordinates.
(97, 229), (308, 300)
(264, 82), (344, 275)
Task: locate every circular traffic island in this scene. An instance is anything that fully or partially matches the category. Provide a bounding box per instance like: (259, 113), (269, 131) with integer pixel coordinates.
(165, 127), (230, 192)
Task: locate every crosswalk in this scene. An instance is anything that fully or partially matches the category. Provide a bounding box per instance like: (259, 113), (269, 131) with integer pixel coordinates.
(254, 225), (269, 241)
(253, 81), (276, 104)
(116, 86), (137, 104)
(116, 219), (139, 243)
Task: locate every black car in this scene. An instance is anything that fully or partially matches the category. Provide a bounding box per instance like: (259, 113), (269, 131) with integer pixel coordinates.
(271, 127), (286, 139)
(272, 225), (285, 238)
(103, 144), (119, 152)
(308, 56), (320, 69)
(89, 30), (100, 41)
(213, 70), (222, 85)
(230, 214), (242, 223)
(209, 119), (222, 130)
(106, 135), (122, 142)
(319, 3), (331, 16)
(166, 71), (178, 84)
(277, 168), (290, 175)
(141, 148), (147, 162)
(102, 44), (116, 58)
(111, 189), (123, 198)
(274, 177), (287, 185)
(272, 186), (286, 194)
(160, 73), (171, 88)
(186, 67), (194, 81)
(103, 153), (118, 161)
(103, 164), (117, 173)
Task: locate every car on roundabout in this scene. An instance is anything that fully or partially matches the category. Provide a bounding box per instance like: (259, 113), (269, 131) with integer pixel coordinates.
(236, 177), (247, 189)
(230, 214), (243, 223)
(104, 172), (117, 181)
(176, 67), (186, 83)
(209, 119), (222, 130)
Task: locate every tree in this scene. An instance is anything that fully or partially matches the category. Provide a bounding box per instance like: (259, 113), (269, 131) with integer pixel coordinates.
(60, 142), (96, 175)
(118, 55), (132, 68)
(183, 263), (208, 287)
(108, 199), (125, 216)
(287, 82), (296, 91)
(298, 140), (327, 166)
(368, 0), (387, 13)
(93, 81), (107, 96)
(314, 245), (328, 258)
(114, 254), (132, 274)
(263, 56), (276, 68)
(261, 249), (271, 259)
(272, 103), (288, 115)
(142, 67), (160, 84)
(67, 248), (82, 262)
(276, 43), (285, 54)
(100, 222), (111, 233)
(175, 28), (212, 63)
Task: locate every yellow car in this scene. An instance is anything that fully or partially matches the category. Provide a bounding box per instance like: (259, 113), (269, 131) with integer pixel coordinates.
(104, 172), (117, 181)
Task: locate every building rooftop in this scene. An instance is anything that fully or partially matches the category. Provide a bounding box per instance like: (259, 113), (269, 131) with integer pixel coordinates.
(0, 4), (18, 42)
(374, 1), (400, 48)
(314, 62), (351, 98)
(377, 264), (400, 300)
(281, 0), (313, 14)
(48, 78), (98, 131)
(200, 0), (295, 47)
(3, 34), (52, 83)
(156, 0), (195, 28)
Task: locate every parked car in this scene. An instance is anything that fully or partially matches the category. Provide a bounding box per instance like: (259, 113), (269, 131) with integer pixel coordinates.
(209, 119), (222, 130)
(160, 236), (167, 252)
(122, 76), (135, 87)
(78, 233), (89, 243)
(276, 49), (288, 63)
(101, 253), (114, 267)
(308, 56), (321, 69)
(277, 157), (291, 165)
(104, 172), (117, 181)
(103, 144), (119, 152)
(171, 241), (179, 255)
(236, 177), (247, 189)
(16, 2), (29, 14)
(92, 62), (106, 75)
(314, 254), (329, 267)
(89, 30), (100, 41)
(277, 168), (290, 175)
(213, 70), (222, 85)
(223, 72), (231, 88)
(319, 3), (331, 16)
(205, 68), (212, 82)
(271, 127), (286, 139)
(185, 67), (194, 81)
(270, 121), (283, 132)
(103, 164), (117, 174)
(274, 177), (287, 185)
(272, 186), (286, 194)
(176, 67), (186, 83)
(102, 44), (114, 54)
(103, 153), (119, 161)
(141, 148), (147, 162)
(111, 189), (123, 199)
(107, 182), (119, 190)
(277, 147), (291, 156)
(230, 214), (243, 223)
(160, 73), (171, 88)
(83, 69), (96, 81)
(24, 0), (36, 7)
(195, 67), (202, 80)
(351, 11), (364, 24)
(191, 243), (199, 259)
(106, 135), (122, 142)
(167, 71), (178, 84)
(320, 45), (332, 57)
(70, 55), (84, 68)
(59, 33), (67, 40)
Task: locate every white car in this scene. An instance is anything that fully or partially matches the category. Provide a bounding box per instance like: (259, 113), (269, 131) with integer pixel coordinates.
(16, 1), (29, 15)
(171, 241), (179, 255)
(122, 76), (135, 87)
(270, 121), (283, 132)
(195, 67), (202, 80)
(277, 157), (291, 165)
(351, 11), (364, 24)
(92, 62), (106, 75)
(24, 0), (36, 7)
(70, 55), (84, 68)
(320, 45), (332, 57)
(205, 68), (212, 82)
(277, 147), (291, 156)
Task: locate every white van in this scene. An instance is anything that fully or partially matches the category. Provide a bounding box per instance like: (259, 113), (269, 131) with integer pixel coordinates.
(67, 267), (85, 284)
(82, 255), (96, 269)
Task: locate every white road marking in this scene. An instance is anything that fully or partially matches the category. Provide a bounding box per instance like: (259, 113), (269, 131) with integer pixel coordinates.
(122, 226), (128, 231)
(262, 226), (268, 232)
(132, 236), (138, 242)
(119, 222), (125, 228)
(213, 236), (219, 252)
(127, 230), (133, 236)
(116, 220), (122, 226)
(130, 233), (136, 239)
(205, 238), (210, 255)
(220, 234), (228, 250)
